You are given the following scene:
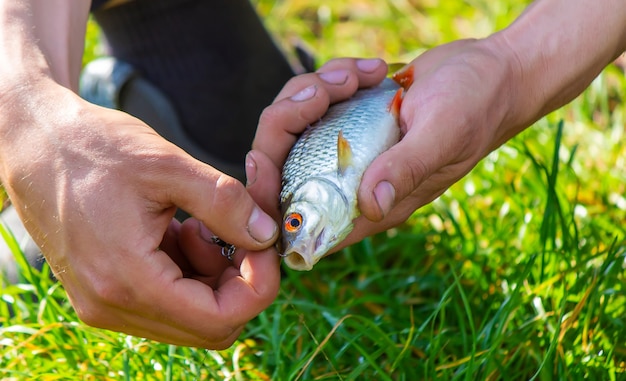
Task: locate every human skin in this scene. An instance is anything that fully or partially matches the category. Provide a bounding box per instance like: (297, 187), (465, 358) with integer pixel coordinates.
(251, 0), (626, 252)
(0, 1), (281, 349)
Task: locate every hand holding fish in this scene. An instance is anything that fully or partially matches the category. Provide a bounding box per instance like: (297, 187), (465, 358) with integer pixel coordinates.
(251, 58), (392, 269)
(252, 49), (506, 268)
(252, 0), (626, 269)
(357, 0), (626, 242)
(355, 39), (516, 233)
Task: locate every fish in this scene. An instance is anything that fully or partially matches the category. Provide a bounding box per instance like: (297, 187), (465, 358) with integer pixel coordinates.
(279, 68), (414, 271)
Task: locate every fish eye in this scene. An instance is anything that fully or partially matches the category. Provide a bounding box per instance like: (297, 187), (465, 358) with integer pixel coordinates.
(284, 213), (303, 233)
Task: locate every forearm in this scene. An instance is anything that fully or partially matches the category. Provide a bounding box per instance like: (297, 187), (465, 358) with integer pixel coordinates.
(0, 0), (90, 179)
(486, 0), (626, 144)
(0, 1), (89, 92)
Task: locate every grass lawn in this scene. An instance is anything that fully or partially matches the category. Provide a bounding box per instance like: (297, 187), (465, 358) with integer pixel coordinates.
(2, 0), (626, 379)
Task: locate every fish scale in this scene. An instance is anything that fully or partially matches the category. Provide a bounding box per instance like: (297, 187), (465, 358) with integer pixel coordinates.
(279, 78), (402, 271)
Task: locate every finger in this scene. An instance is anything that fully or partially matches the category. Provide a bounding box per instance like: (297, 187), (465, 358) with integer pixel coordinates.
(153, 150), (279, 251)
(158, 218), (196, 274)
(253, 58), (388, 167)
(318, 57), (388, 87)
(78, 302), (245, 350)
(69, 227), (278, 349)
(274, 57), (388, 102)
(213, 246), (281, 324)
(252, 82), (329, 168)
(245, 150), (282, 221)
(84, 243), (277, 345)
(142, 247), (279, 333)
(68, 243), (251, 350)
(178, 218), (232, 282)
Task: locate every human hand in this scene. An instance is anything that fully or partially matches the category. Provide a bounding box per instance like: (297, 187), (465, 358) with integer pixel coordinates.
(251, 39), (520, 251)
(350, 38), (520, 244)
(249, 57), (391, 223)
(0, 79), (280, 349)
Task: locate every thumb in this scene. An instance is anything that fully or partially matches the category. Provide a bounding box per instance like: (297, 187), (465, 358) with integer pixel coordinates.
(163, 154), (279, 251)
(358, 115), (444, 222)
(358, 143), (429, 222)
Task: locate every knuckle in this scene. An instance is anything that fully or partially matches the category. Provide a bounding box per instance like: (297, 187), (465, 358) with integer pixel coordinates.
(206, 332), (239, 350)
(211, 341), (235, 351)
(318, 57), (355, 71)
(88, 275), (136, 310)
(213, 174), (245, 200)
(257, 103), (282, 130)
(193, 317), (241, 349)
(399, 156), (430, 196)
(211, 174), (249, 214)
(327, 76), (359, 104)
(297, 98), (328, 124)
(74, 303), (97, 327)
(282, 73), (312, 90)
(74, 299), (110, 329)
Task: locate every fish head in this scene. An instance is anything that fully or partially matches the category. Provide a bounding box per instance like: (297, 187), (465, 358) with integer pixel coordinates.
(280, 179), (353, 271)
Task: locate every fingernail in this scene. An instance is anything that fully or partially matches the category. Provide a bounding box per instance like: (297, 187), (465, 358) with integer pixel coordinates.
(373, 181), (395, 217)
(248, 207), (278, 243)
(290, 84), (317, 102)
(245, 152), (257, 186)
(356, 58), (383, 73)
(318, 69), (349, 85)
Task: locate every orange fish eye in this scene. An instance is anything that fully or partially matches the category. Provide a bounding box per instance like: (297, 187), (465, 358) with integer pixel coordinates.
(284, 213), (303, 233)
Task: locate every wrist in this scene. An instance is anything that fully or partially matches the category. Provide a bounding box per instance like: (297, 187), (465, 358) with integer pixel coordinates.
(452, 36), (524, 153)
(477, 33), (530, 149)
(0, 1), (91, 180)
(0, 78), (68, 183)
(489, 0), (626, 135)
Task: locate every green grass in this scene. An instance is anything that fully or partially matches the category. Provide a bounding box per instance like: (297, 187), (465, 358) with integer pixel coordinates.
(2, 0), (626, 379)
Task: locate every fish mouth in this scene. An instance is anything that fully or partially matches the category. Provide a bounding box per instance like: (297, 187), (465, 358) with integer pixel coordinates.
(282, 228), (326, 271)
(283, 251), (315, 271)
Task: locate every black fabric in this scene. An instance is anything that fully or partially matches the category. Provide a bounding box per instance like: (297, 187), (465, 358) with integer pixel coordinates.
(92, 0), (294, 165)
(90, 0), (110, 11)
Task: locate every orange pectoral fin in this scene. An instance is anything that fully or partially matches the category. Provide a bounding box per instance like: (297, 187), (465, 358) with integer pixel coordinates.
(388, 87), (404, 120)
(392, 65), (414, 90)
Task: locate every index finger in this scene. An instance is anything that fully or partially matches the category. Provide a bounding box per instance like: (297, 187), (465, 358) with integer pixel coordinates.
(157, 246), (281, 338)
(252, 58), (388, 168)
(113, 247), (280, 349)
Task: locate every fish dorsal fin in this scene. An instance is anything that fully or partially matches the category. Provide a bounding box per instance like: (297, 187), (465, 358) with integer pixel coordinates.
(337, 130), (353, 176)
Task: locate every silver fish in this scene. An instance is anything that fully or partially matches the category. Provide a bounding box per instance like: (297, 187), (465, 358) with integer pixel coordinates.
(280, 78), (403, 271)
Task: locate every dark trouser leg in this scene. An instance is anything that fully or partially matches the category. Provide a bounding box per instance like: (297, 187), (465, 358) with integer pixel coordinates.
(91, 0), (296, 181)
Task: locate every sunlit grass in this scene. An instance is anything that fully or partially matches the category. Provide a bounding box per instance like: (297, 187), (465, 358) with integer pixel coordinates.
(2, 0), (625, 379)
(256, 0), (532, 64)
